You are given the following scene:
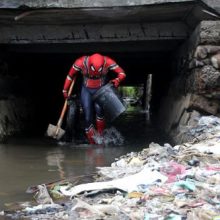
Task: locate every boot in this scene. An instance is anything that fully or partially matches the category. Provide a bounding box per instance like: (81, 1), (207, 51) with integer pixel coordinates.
(96, 117), (105, 136)
(85, 125), (96, 144)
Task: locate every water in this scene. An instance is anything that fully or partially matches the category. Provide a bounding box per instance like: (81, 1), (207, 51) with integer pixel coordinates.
(0, 108), (171, 211)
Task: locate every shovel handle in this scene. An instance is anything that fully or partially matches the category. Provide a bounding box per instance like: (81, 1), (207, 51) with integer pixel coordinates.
(56, 77), (76, 129)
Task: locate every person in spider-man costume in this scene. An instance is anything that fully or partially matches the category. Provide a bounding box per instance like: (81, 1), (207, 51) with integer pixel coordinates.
(63, 53), (126, 144)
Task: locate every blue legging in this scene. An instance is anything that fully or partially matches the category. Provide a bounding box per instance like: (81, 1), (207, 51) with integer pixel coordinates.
(80, 85), (104, 129)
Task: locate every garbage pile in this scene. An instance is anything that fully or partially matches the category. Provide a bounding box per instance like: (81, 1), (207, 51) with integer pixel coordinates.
(178, 114), (220, 143)
(2, 116), (220, 220)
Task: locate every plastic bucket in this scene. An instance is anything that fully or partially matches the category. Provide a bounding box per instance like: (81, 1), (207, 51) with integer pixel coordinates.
(93, 83), (126, 121)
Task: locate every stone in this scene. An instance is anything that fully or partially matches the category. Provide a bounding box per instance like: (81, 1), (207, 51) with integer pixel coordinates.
(194, 45), (220, 59)
(188, 59), (204, 69)
(186, 65), (220, 93)
(211, 53), (220, 69)
(200, 21), (220, 45)
(189, 94), (218, 115)
(186, 110), (201, 127)
(205, 45), (220, 55)
(194, 46), (208, 59)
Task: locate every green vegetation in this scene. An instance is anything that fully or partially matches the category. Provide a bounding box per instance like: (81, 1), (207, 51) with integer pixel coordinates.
(119, 86), (140, 98)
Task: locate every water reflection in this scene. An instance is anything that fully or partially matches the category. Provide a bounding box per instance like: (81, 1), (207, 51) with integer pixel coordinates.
(85, 146), (105, 167)
(46, 149), (65, 179)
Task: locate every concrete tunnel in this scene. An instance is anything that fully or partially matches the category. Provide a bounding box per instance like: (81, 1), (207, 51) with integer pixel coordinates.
(0, 0), (220, 143)
(2, 43), (175, 131)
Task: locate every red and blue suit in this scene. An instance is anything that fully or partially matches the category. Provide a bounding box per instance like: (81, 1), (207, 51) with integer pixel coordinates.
(63, 53), (126, 144)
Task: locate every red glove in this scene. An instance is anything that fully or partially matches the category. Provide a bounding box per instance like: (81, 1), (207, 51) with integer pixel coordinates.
(111, 78), (120, 88)
(63, 90), (68, 99)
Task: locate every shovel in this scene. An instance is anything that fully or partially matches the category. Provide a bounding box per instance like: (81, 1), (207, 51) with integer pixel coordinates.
(46, 77), (76, 140)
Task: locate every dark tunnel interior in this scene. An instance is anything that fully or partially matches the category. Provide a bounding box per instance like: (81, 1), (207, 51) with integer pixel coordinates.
(0, 44), (176, 136)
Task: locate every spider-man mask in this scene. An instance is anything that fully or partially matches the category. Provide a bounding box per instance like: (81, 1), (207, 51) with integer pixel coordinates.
(88, 53), (104, 77)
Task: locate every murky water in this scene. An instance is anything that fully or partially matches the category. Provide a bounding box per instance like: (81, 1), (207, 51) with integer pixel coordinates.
(0, 108), (171, 210)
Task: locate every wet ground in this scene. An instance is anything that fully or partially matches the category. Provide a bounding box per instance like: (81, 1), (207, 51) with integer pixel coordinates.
(0, 107), (171, 211)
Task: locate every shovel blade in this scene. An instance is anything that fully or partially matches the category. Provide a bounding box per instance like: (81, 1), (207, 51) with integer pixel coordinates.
(46, 124), (65, 140)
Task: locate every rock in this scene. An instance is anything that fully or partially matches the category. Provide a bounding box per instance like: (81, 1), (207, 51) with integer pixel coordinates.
(187, 65), (220, 93)
(189, 59), (204, 69)
(211, 53), (220, 69)
(194, 45), (220, 59)
(189, 94), (218, 115)
(205, 45), (220, 55)
(194, 46), (208, 59)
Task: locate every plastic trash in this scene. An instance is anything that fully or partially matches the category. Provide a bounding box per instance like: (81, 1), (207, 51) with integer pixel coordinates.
(23, 204), (63, 215)
(164, 213), (182, 220)
(173, 180), (196, 192)
(71, 198), (104, 218)
(34, 184), (53, 204)
(161, 161), (186, 183)
(60, 168), (168, 196)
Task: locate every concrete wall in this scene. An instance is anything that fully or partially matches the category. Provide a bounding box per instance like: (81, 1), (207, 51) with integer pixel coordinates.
(0, 22), (187, 44)
(0, 0), (194, 8)
(0, 97), (31, 141)
(0, 65), (34, 141)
